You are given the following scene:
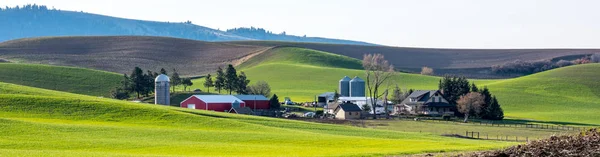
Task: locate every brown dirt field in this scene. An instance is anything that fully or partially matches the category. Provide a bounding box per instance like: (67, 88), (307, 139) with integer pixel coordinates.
(0, 36), (268, 76)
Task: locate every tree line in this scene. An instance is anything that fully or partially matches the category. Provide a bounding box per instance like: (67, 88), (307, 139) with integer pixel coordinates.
(492, 53), (600, 75)
(110, 67), (192, 100)
(202, 64), (271, 97)
(439, 76), (504, 122)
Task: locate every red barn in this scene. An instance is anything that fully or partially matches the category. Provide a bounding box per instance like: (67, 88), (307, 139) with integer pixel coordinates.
(180, 95), (246, 112)
(234, 95), (270, 110)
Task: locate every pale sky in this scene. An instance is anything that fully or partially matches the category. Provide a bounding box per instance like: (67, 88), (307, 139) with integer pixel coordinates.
(2, 0), (599, 48)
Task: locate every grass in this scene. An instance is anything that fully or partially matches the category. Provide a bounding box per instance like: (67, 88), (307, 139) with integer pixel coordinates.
(0, 63), (122, 97)
(486, 63), (600, 125)
(0, 82), (516, 156)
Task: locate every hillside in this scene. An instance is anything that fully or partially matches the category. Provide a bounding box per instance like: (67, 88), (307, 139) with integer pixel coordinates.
(0, 36), (269, 76)
(0, 5), (374, 45)
(0, 63), (121, 97)
(229, 41), (598, 78)
(191, 47), (498, 101)
(487, 63), (600, 125)
(0, 82), (513, 156)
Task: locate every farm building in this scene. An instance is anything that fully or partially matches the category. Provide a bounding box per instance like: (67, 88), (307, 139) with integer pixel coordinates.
(180, 95), (246, 112)
(317, 92), (336, 107)
(234, 95), (270, 110)
(154, 74), (170, 105)
(334, 103), (362, 120)
(229, 107), (254, 115)
(324, 102), (340, 115)
(395, 90), (454, 116)
(337, 97), (388, 114)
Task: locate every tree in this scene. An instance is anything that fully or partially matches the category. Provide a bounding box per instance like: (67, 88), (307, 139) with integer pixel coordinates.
(486, 96), (504, 120)
(203, 74), (214, 93)
(420, 66), (434, 75)
(224, 64), (238, 94)
(439, 76), (471, 106)
(142, 70), (155, 97)
(457, 92), (485, 123)
(110, 87), (130, 100)
(182, 78), (193, 91)
(215, 67), (225, 93)
(235, 71), (250, 94)
(170, 69), (182, 92)
(389, 84), (406, 104)
(362, 104), (371, 113)
(471, 83), (479, 92)
(363, 53), (395, 119)
(269, 94), (280, 110)
(160, 68), (167, 75)
(333, 89), (340, 102)
(248, 81), (271, 97)
(129, 67), (146, 98)
(479, 87), (492, 118)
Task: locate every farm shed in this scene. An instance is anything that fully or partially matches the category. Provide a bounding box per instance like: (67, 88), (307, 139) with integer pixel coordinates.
(234, 95), (270, 110)
(334, 103), (362, 120)
(229, 107), (254, 115)
(180, 95), (246, 112)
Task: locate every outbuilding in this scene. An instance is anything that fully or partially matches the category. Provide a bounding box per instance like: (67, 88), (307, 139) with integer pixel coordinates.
(180, 95), (246, 112)
(334, 103), (363, 120)
(234, 95), (270, 110)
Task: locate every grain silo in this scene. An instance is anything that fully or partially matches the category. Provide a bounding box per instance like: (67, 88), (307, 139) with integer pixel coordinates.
(155, 74), (170, 105)
(339, 76), (351, 97)
(349, 76), (365, 97)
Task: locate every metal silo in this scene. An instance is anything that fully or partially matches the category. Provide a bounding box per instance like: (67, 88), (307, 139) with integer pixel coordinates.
(339, 76), (351, 97)
(349, 76), (365, 97)
(155, 74), (170, 105)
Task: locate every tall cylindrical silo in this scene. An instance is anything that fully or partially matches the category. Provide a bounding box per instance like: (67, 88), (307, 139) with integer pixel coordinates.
(155, 74), (170, 105)
(349, 76), (365, 97)
(339, 76), (351, 97)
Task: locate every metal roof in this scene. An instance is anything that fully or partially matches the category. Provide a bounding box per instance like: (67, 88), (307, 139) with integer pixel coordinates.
(338, 103), (363, 112)
(193, 95), (245, 103)
(234, 95), (269, 101)
(155, 74), (170, 82)
(339, 76), (351, 82)
(350, 76), (364, 82)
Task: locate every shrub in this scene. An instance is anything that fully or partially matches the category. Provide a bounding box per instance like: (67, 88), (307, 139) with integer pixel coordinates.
(420, 67), (434, 75)
(555, 60), (574, 67)
(492, 59), (567, 75)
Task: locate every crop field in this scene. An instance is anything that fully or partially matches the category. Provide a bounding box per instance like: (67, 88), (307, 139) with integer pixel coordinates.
(0, 82), (516, 156)
(0, 36), (269, 76)
(0, 63), (122, 97)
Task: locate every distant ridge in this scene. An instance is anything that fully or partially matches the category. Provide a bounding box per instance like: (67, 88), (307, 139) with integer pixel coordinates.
(0, 5), (376, 46)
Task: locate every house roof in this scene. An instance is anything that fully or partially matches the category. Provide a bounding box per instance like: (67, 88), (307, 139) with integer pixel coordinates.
(319, 92), (335, 97)
(325, 102), (340, 109)
(192, 95), (245, 103)
(230, 107), (254, 115)
(338, 103), (362, 112)
(401, 90), (448, 106)
(234, 95), (269, 101)
(423, 102), (453, 107)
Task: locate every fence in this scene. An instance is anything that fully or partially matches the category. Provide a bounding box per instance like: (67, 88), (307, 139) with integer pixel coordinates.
(397, 116), (585, 131)
(450, 130), (532, 142)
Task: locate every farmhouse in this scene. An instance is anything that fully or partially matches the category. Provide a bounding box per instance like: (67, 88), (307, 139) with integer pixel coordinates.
(334, 103), (362, 120)
(234, 95), (270, 110)
(180, 95), (246, 112)
(324, 102), (340, 115)
(395, 90), (454, 116)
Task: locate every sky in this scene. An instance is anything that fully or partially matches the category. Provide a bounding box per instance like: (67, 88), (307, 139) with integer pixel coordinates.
(2, 0), (599, 48)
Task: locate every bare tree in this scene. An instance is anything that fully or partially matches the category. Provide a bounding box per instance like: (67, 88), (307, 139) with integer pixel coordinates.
(363, 53), (394, 119)
(247, 80), (271, 97)
(420, 66), (434, 75)
(457, 92), (485, 123)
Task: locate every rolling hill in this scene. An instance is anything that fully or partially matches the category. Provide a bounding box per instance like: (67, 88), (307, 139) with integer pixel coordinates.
(0, 5), (374, 45)
(0, 36), (270, 76)
(0, 63), (121, 97)
(0, 81), (514, 156)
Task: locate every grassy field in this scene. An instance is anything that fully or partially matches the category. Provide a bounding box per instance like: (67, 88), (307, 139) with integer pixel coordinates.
(0, 63), (122, 97)
(0, 82), (516, 156)
(486, 63), (600, 125)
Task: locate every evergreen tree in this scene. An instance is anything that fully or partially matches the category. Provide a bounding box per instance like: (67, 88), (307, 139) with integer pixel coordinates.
(269, 94), (280, 110)
(390, 85), (405, 104)
(486, 96), (504, 120)
(170, 69), (182, 92)
(235, 71), (250, 94)
(215, 67), (225, 93)
(203, 74), (214, 93)
(224, 64), (238, 94)
(471, 83), (479, 92)
(479, 87), (492, 118)
(129, 67), (146, 98)
(142, 70), (155, 97)
(160, 68), (167, 75)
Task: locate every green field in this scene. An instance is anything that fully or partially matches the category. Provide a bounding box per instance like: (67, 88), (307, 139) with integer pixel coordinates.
(0, 63), (122, 97)
(0, 82), (515, 156)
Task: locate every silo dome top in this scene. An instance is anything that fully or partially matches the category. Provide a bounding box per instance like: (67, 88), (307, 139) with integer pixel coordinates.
(350, 76), (364, 82)
(155, 74), (170, 82)
(340, 76), (351, 82)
